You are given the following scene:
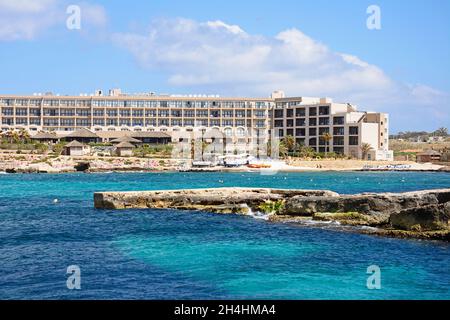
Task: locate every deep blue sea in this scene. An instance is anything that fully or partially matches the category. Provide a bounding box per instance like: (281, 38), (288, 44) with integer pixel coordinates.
(1, 171), (450, 300)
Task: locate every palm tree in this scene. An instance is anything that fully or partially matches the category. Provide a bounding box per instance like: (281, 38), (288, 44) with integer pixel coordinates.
(282, 135), (296, 155)
(278, 141), (288, 159)
(321, 133), (332, 156)
(360, 143), (373, 160)
(19, 129), (31, 144)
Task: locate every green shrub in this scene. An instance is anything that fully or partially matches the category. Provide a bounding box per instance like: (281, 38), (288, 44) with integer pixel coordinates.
(258, 200), (285, 215)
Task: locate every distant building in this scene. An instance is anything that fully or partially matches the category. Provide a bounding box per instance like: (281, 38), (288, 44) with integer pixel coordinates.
(114, 141), (135, 157)
(63, 140), (90, 156)
(1, 90), (392, 160)
(416, 150), (441, 163)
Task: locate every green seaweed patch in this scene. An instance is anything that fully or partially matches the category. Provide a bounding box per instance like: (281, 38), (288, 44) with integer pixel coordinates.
(259, 200), (286, 215)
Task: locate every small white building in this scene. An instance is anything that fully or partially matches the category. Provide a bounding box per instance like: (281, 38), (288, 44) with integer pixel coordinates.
(115, 141), (135, 157)
(64, 140), (91, 156)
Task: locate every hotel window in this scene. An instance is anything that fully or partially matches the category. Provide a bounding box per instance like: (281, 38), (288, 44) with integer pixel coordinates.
(210, 111), (220, 118)
(286, 119), (294, 128)
(2, 118), (13, 125)
(223, 120), (233, 126)
(296, 108), (306, 117)
(333, 127), (345, 136)
(319, 127), (330, 135)
(296, 128), (306, 137)
(16, 108), (28, 116)
(107, 119), (118, 126)
(274, 120), (284, 128)
(77, 109), (91, 117)
(255, 110), (266, 118)
(171, 110), (182, 117)
(210, 120), (220, 127)
(94, 119), (105, 126)
(61, 119), (74, 126)
(120, 110), (131, 117)
(78, 100), (90, 107)
(16, 118), (28, 125)
(76, 119), (90, 126)
(30, 119), (41, 125)
(196, 110), (208, 117)
(196, 119), (208, 127)
(309, 118), (317, 126)
(235, 110), (245, 118)
(44, 119), (58, 126)
(256, 120), (265, 128)
(133, 110), (144, 117)
(107, 110), (118, 117)
(183, 110), (195, 117)
(125, 100), (137, 108)
(274, 110), (284, 118)
(349, 136), (359, 145)
(145, 109), (157, 117)
(146, 119), (157, 126)
(333, 117), (345, 125)
(158, 119), (169, 126)
(183, 119), (194, 126)
(93, 109), (104, 117)
(286, 109), (294, 118)
(44, 109), (59, 116)
(16, 99), (28, 106)
(309, 107), (317, 116)
(309, 138), (317, 146)
(3, 99), (14, 106)
(171, 119), (182, 126)
(44, 100), (59, 107)
(334, 147), (344, 154)
(222, 110), (233, 118)
(236, 120), (245, 126)
(349, 126), (359, 135)
(120, 119), (131, 126)
(309, 128), (317, 136)
(160, 101), (168, 108)
(2, 108), (13, 116)
(30, 99), (41, 106)
(333, 137), (344, 146)
(319, 117), (330, 126)
(133, 119), (144, 126)
(296, 138), (306, 146)
(287, 129), (294, 136)
(255, 102), (267, 109)
(319, 106), (330, 115)
(29, 108), (41, 116)
(296, 118), (306, 127)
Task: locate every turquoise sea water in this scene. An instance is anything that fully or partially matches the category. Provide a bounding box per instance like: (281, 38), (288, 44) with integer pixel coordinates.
(0, 171), (450, 300)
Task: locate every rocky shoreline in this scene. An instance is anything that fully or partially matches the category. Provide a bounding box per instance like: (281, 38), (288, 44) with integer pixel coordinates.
(94, 187), (450, 241)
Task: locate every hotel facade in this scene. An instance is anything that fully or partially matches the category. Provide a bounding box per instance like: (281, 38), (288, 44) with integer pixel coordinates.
(0, 90), (393, 160)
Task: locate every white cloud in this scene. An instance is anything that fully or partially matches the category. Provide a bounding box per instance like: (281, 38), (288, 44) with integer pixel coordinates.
(0, 0), (58, 40)
(112, 18), (449, 131)
(112, 18), (396, 99)
(0, 0), (55, 13)
(0, 0), (107, 40)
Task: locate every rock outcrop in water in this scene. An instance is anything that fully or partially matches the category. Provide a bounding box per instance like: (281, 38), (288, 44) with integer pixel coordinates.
(94, 188), (450, 241)
(94, 188), (339, 213)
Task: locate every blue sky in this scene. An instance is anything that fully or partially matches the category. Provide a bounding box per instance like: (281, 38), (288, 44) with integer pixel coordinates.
(0, 0), (449, 132)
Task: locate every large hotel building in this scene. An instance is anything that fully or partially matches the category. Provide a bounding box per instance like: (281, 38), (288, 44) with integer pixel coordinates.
(0, 89), (393, 160)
